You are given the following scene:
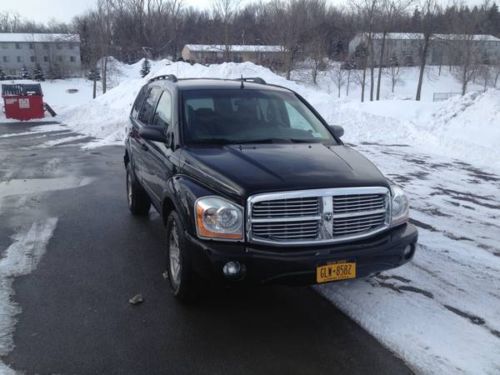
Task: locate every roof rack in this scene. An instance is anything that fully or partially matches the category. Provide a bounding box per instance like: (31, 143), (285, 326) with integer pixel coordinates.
(236, 77), (267, 85)
(148, 74), (178, 83)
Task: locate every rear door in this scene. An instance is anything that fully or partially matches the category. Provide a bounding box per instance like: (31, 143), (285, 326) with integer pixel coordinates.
(130, 86), (162, 186)
(143, 89), (176, 201)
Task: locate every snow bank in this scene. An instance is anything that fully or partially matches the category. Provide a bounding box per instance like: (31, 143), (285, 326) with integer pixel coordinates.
(59, 60), (333, 148)
(60, 60), (500, 171)
(331, 90), (500, 172)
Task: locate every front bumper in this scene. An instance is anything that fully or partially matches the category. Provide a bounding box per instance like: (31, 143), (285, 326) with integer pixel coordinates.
(186, 223), (418, 285)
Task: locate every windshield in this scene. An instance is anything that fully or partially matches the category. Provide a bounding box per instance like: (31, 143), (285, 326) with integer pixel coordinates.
(181, 88), (336, 145)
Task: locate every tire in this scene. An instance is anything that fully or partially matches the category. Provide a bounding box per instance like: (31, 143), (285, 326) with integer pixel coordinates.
(166, 211), (198, 303)
(126, 163), (151, 216)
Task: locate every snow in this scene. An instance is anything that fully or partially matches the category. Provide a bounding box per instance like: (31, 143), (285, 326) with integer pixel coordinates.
(184, 44), (282, 52)
(0, 33), (80, 43)
(365, 32), (500, 42)
(0, 219), (58, 368)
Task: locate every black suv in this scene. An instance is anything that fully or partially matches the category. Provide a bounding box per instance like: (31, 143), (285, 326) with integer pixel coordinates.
(125, 75), (418, 301)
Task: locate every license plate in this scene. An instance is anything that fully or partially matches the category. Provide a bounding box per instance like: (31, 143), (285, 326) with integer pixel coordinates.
(316, 261), (356, 283)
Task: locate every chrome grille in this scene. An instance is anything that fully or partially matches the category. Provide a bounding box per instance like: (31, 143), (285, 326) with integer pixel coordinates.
(248, 187), (390, 246)
(333, 194), (386, 214)
(252, 220), (320, 240)
(252, 197), (320, 218)
(333, 211), (386, 235)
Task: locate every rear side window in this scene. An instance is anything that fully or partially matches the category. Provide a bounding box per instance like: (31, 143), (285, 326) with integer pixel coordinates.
(152, 91), (172, 128)
(138, 87), (162, 124)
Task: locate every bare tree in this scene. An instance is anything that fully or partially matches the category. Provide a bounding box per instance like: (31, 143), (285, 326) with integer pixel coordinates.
(451, 35), (482, 95)
(387, 53), (402, 93)
(330, 63), (347, 97)
(212, 0), (241, 61)
(493, 58), (500, 88)
(375, 0), (413, 100)
(351, 0), (379, 101)
(415, 0), (439, 101)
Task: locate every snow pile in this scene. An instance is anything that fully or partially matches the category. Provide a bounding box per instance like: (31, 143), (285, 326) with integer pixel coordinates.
(332, 90), (500, 172)
(59, 60), (333, 148)
(429, 90), (500, 163)
(59, 59), (500, 170)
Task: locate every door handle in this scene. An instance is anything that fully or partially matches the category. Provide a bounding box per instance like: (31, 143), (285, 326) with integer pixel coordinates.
(141, 143), (149, 151)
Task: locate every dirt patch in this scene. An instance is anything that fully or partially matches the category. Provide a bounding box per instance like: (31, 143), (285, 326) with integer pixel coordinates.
(433, 187), (500, 210)
(410, 218), (438, 232)
(360, 141), (410, 148)
(376, 274), (411, 283)
(376, 281), (434, 299)
(444, 305), (485, 325)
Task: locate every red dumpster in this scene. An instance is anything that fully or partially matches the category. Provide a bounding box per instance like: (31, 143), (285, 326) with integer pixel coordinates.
(2, 84), (45, 121)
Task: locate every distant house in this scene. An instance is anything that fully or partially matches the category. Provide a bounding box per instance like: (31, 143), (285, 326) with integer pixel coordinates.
(0, 33), (81, 78)
(348, 32), (500, 66)
(181, 44), (283, 67)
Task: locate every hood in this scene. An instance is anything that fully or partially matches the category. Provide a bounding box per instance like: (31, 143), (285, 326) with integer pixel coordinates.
(181, 144), (389, 201)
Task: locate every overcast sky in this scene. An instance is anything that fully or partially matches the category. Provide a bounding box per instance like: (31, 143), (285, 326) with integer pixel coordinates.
(3, 0), (484, 24)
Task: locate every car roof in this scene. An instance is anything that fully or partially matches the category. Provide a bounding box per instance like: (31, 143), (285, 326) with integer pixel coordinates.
(152, 78), (292, 93)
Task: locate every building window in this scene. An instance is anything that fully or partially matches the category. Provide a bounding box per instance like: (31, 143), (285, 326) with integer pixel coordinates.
(29, 43), (34, 49)
(69, 43), (74, 49)
(15, 43), (21, 49)
(70, 56), (76, 62)
(30, 56), (36, 62)
(56, 43), (62, 50)
(2, 56), (8, 63)
(58, 56), (63, 62)
(17, 56), (23, 63)
(44, 43), (49, 49)
(44, 56), (49, 62)
(1, 43), (8, 49)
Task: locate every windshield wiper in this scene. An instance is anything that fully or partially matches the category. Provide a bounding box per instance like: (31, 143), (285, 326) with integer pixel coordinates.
(191, 138), (323, 145)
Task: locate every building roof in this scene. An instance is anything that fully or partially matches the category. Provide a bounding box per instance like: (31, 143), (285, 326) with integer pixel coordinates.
(0, 33), (80, 43)
(184, 44), (283, 53)
(364, 32), (500, 42)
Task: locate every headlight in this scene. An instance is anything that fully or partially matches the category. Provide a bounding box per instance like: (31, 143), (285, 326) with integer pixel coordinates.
(391, 185), (409, 226)
(195, 196), (244, 241)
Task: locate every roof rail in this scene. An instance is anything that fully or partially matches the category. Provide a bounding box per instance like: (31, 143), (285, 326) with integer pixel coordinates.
(236, 77), (267, 85)
(148, 74), (178, 83)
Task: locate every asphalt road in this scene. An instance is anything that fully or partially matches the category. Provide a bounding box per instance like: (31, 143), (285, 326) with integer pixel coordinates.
(0, 122), (411, 375)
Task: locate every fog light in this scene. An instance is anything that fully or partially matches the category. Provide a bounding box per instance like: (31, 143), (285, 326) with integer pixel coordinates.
(223, 261), (241, 278)
(403, 245), (414, 259)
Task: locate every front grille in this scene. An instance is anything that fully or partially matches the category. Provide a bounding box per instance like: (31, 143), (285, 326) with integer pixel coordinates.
(333, 194), (386, 214)
(333, 211), (387, 235)
(252, 197), (320, 218)
(248, 187), (390, 245)
(252, 220), (320, 240)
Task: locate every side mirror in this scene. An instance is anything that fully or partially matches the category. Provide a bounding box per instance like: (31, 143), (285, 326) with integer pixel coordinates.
(139, 126), (167, 143)
(329, 125), (344, 138)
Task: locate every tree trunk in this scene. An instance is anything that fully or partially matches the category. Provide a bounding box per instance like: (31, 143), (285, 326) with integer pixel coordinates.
(93, 78), (97, 99)
(376, 31), (387, 101)
(369, 39), (375, 101)
(416, 35), (430, 101)
(102, 57), (108, 94)
(361, 67), (366, 102)
(461, 67), (468, 96)
(346, 70), (351, 96)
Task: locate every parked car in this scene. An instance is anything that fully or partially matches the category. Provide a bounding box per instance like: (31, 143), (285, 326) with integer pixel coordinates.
(124, 75), (418, 301)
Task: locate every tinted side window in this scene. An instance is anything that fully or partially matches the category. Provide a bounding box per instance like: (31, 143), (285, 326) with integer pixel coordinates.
(131, 86), (148, 119)
(138, 87), (162, 124)
(152, 91), (172, 128)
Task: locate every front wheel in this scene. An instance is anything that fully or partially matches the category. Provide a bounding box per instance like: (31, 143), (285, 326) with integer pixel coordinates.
(166, 211), (198, 303)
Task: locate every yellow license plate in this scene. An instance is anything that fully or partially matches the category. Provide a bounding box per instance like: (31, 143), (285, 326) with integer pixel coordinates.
(316, 262), (356, 283)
